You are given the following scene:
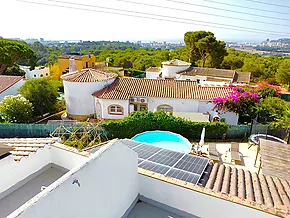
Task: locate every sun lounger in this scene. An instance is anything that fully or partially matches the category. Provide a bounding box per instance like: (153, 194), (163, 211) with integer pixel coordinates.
(230, 142), (242, 164)
(208, 144), (219, 163)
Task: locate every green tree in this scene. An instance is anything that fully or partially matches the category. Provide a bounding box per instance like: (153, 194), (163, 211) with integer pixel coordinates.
(184, 31), (227, 67)
(2, 64), (26, 76)
(19, 78), (59, 116)
(0, 39), (36, 73)
(0, 95), (33, 123)
(254, 97), (287, 123)
(221, 49), (244, 70)
(276, 59), (290, 91)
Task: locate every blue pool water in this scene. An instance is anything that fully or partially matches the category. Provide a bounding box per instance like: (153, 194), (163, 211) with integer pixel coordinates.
(132, 131), (191, 153)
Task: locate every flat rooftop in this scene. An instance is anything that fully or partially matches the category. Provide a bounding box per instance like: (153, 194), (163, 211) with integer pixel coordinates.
(0, 166), (67, 218)
(127, 202), (184, 218)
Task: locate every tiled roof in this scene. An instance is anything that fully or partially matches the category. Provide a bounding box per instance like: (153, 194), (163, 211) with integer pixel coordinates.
(179, 67), (251, 84)
(0, 138), (91, 161)
(0, 138), (58, 161)
(58, 55), (83, 60)
(146, 67), (160, 72)
(235, 71), (252, 83)
(0, 76), (23, 94)
(61, 69), (118, 83)
(93, 78), (231, 100)
(205, 163), (290, 212)
(162, 59), (191, 66)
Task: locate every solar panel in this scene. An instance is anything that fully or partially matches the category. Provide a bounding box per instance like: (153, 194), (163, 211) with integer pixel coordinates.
(120, 139), (142, 149)
(148, 149), (184, 167)
(124, 139), (209, 185)
(138, 159), (144, 164)
(132, 143), (162, 159)
(166, 169), (200, 184)
(139, 161), (170, 174)
(174, 155), (209, 174)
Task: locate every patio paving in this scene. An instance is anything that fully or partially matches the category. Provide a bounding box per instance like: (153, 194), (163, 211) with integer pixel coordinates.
(200, 142), (261, 173)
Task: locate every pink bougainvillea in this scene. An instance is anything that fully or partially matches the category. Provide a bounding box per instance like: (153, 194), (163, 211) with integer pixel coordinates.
(213, 82), (282, 115)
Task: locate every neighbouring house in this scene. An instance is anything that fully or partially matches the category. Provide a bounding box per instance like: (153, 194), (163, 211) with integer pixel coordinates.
(145, 59), (251, 85)
(20, 66), (50, 79)
(0, 75), (25, 101)
(1, 138), (289, 217)
(146, 67), (161, 79)
(61, 68), (238, 124)
(58, 54), (96, 74)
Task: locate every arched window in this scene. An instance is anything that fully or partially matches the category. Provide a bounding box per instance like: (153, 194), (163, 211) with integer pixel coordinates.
(157, 104), (173, 112)
(108, 105), (124, 115)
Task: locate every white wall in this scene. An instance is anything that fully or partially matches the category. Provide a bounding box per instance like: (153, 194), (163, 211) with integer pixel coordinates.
(97, 98), (129, 119)
(148, 97), (199, 113)
(0, 79), (25, 101)
(11, 141), (139, 218)
(0, 145), (88, 201)
(21, 67), (50, 79)
(146, 71), (160, 79)
(49, 144), (88, 170)
(162, 65), (190, 79)
(139, 175), (276, 218)
(63, 78), (115, 116)
(0, 147), (51, 200)
(198, 101), (238, 125)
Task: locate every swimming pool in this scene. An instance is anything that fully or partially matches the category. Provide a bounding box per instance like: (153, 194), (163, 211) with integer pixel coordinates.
(132, 130), (191, 153)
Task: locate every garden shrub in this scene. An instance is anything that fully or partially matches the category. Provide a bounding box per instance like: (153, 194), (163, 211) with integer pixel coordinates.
(100, 111), (228, 141)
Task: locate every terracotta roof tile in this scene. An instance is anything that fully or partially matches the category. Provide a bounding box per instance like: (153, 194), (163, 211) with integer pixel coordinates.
(0, 138), (57, 162)
(61, 69), (118, 83)
(0, 76), (23, 94)
(205, 163), (290, 212)
(93, 78), (231, 100)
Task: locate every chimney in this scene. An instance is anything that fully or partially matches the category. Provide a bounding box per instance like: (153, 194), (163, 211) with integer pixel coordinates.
(69, 57), (76, 73)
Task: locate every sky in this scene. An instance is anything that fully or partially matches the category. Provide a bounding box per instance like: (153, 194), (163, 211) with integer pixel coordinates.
(1, 0), (290, 42)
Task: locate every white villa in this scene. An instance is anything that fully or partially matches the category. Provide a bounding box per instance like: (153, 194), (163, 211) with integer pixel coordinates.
(0, 75), (25, 101)
(0, 138), (289, 218)
(61, 68), (238, 124)
(146, 59), (251, 85)
(20, 66), (50, 79)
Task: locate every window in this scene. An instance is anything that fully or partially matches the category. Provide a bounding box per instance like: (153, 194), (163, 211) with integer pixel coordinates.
(108, 105), (123, 115)
(139, 105), (147, 111)
(46, 73), (48, 76)
(157, 104), (173, 112)
(40, 74), (43, 77)
(34, 74), (36, 77)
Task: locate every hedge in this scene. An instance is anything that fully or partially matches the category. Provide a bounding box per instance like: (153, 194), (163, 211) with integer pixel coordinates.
(100, 111), (228, 141)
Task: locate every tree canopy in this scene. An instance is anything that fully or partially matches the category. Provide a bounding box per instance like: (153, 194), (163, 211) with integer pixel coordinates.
(0, 95), (33, 123)
(276, 59), (290, 90)
(0, 39), (36, 73)
(19, 78), (59, 116)
(184, 31), (227, 68)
